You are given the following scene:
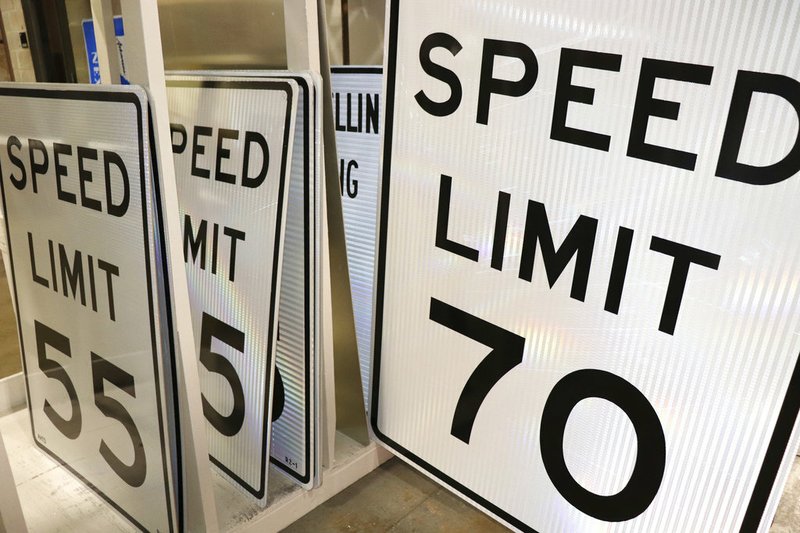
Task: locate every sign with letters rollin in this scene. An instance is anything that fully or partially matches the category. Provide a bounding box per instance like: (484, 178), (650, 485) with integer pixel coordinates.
(373, 1), (800, 531)
(0, 85), (178, 532)
(167, 77), (297, 503)
(331, 66), (382, 406)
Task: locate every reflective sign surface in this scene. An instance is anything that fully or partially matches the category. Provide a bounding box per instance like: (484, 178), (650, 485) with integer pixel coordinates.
(169, 70), (322, 490)
(167, 77), (296, 503)
(373, 1), (800, 531)
(267, 72), (319, 489)
(331, 66), (383, 407)
(0, 85), (178, 532)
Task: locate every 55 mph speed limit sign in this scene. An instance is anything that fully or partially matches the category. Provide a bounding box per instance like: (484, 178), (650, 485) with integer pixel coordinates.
(372, 1), (800, 531)
(168, 77), (297, 503)
(0, 85), (179, 532)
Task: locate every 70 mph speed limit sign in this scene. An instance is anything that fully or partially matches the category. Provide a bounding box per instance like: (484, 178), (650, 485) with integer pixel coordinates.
(372, 1), (800, 531)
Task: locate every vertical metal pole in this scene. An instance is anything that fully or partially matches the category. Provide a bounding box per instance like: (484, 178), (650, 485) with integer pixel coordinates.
(284, 0), (339, 470)
(283, 0), (371, 471)
(119, 1), (218, 531)
(314, 0), (370, 447)
(341, 0), (350, 64)
(284, 0), (342, 469)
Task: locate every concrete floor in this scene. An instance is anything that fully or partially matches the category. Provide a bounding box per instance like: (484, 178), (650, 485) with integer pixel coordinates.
(284, 458), (508, 533)
(286, 456), (800, 532)
(772, 457), (800, 532)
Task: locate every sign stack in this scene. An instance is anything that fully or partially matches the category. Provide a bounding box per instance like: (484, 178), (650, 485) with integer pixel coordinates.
(0, 1), (373, 530)
(167, 72), (325, 500)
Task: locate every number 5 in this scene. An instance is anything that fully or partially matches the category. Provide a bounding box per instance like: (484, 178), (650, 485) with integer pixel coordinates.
(92, 352), (146, 487)
(35, 321), (82, 440)
(199, 312), (245, 436)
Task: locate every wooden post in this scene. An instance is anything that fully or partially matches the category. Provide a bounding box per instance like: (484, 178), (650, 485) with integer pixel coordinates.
(117, 2), (219, 530)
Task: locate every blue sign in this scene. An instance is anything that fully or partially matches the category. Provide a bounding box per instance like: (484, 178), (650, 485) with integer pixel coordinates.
(81, 19), (101, 84)
(82, 17), (128, 84)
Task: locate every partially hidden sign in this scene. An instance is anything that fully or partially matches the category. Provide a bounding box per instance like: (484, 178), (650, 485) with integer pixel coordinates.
(0, 85), (179, 532)
(167, 77), (297, 503)
(262, 72), (320, 489)
(81, 17), (129, 85)
(373, 1), (800, 531)
(331, 66), (382, 407)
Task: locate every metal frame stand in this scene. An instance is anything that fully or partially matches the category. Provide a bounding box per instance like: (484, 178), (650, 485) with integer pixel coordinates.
(0, 1), (388, 531)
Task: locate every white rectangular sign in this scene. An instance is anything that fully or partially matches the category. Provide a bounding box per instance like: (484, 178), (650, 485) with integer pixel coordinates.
(331, 66), (383, 406)
(265, 72), (320, 489)
(373, 1), (800, 531)
(0, 85), (179, 532)
(168, 70), (323, 490)
(167, 77), (297, 503)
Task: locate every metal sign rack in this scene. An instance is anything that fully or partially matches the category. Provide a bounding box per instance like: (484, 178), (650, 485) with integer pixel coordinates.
(0, 1), (388, 531)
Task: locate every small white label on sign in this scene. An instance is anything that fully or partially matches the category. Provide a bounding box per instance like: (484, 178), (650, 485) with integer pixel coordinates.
(0, 85), (177, 532)
(167, 78), (297, 503)
(331, 66), (383, 407)
(374, 1), (800, 531)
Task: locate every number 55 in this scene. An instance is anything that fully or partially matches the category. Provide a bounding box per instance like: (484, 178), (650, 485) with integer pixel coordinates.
(35, 320), (147, 487)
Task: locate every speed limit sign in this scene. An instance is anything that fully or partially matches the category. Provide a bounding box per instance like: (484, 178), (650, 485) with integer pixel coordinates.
(0, 85), (179, 531)
(372, 1), (800, 531)
(167, 77), (298, 503)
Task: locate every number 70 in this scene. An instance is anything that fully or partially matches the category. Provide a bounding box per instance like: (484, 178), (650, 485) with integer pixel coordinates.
(429, 298), (665, 522)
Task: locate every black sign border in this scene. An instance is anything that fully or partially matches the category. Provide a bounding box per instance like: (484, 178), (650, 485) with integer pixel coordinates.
(331, 66), (383, 75)
(370, 1), (800, 531)
(165, 78), (296, 499)
(0, 87), (178, 533)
